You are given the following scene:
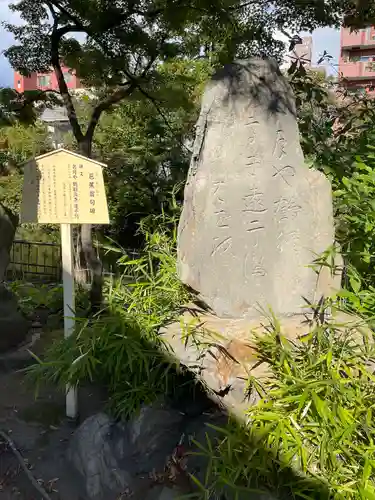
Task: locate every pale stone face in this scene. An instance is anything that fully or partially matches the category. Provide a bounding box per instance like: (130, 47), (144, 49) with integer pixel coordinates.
(178, 59), (338, 318)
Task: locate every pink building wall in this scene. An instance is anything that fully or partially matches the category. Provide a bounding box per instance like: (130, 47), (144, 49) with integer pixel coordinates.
(340, 27), (375, 91)
(14, 66), (82, 93)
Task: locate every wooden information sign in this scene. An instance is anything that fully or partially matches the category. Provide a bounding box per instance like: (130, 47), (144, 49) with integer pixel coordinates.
(21, 149), (109, 224)
(21, 149), (110, 420)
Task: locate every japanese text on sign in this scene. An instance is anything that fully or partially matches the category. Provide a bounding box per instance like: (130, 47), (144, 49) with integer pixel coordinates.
(21, 149), (109, 224)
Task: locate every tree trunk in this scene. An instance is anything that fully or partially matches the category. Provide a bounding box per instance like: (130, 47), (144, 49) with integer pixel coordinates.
(73, 227), (89, 285)
(78, 140), (103, 312)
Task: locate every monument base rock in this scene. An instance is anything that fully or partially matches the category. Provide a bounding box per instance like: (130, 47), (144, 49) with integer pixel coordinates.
(161, 307), (372, 419)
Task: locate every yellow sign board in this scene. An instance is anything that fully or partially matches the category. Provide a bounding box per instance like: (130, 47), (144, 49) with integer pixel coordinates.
(21, 149), (110, 224)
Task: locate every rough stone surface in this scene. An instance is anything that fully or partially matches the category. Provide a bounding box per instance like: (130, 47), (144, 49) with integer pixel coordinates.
(0, 203), (18, 281)
(144, 486), (180, 500)
(0, 285), (29, 353)
(161, 307), (372, 419)
(67, 403), (189, 499)
(68, 401), (282, 500)
(178, 58), (340, 319)
(67, 413), (131, 500)
(0, 205), (29, 352)
(127, 399), (185, 473)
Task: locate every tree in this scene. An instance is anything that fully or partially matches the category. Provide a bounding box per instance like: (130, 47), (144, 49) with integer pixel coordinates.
(4, 0), (373, 309)
(0, 118), (61, 241)
(61, 59), (210, 248)
(0, 87), (59, 126)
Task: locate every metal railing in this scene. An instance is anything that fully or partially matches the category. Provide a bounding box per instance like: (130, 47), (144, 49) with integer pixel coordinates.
(7, 239), (62, 282)
(7, 239), (140, 284)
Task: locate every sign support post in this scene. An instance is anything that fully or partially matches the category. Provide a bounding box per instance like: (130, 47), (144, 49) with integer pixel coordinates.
(20, 148), (110, 422)
(61, 223), (78, 420)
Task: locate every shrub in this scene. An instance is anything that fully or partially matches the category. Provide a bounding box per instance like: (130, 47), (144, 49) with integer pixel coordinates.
(334, 151), (375, 289)
(194, 309), (375, 499)
(8, 281), (64, 317)
(28, 210), (193, 417)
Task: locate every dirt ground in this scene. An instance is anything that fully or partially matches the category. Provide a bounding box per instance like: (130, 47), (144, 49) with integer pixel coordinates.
(0, 330), (106, 500)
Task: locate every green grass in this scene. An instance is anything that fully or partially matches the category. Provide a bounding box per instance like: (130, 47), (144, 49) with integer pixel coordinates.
(191, 307), (375, 500)
(24, 206), (375, 499)
(27, 209), (193, 417)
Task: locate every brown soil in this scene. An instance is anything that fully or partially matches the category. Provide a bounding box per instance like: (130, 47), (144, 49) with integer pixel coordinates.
(0, 329), (106, 500)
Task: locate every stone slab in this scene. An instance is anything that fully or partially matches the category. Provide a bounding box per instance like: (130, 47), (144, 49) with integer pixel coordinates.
(177, 58), (340, 318)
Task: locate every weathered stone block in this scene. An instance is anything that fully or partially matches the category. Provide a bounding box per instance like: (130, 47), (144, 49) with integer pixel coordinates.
(0, 285), (29, 353)
(0, 203), (18, 282)
(178, 59), (340, 318)
(67, 413), (131, 500)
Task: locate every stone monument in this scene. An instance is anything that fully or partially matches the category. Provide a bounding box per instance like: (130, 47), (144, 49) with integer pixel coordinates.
(178, 58), (340, 319)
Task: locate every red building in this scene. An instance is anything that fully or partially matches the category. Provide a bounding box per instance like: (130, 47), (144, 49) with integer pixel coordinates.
(339, 27), (375, 92)
(14, 66), (82, 92)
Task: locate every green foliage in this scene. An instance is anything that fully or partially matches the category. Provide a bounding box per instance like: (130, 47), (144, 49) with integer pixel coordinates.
(0, 120), (59, 241)
(5, 0), (350, 83)
(291, 63), (375, 300)
(0, 88), (39, 125)
(0, 120), (51, 168)
(0, 172), (22, 215)
(61, 59), (211, 246)
(9, 280), (92, 320)
(28, 207), (192, 417)
(8, 281), (64, 317)
(0, 87), (62, 126)
(334, 152), (375, 286)
(194, 312), (375, 499)
(291, 63), (375, 185)
(5, 0), (371, 158)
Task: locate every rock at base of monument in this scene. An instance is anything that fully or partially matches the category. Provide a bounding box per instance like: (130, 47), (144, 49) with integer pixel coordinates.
(68, 401), (281, 500)
(160, 307), (372, 420)
(0, 285), (30, 353)
(67, 403), (229, 500)
(67, 413), (132, 500)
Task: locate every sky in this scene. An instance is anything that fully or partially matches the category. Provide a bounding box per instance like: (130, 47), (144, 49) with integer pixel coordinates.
(0, 0), (341, 88)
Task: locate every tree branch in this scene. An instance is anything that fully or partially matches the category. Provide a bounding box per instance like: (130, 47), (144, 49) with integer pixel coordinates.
(85, 82), (136, 143)
(50, 19), (84, 142)
(46, 0), (183, 150)
(228, 0), (263, 9)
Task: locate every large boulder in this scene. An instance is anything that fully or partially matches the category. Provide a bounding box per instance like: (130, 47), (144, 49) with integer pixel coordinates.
(0, 203), (18, 281)
(67, 413), (132, 500)
(0, 284), (29, 353)
(0, 204), (28, 352)
(67, 400), (230, 500)
(68, 400), (281, 500)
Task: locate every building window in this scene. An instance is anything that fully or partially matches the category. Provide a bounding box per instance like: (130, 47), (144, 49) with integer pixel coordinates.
(349, 54), (375, 62)
(359, 55), (375, 62)
(17, 80), (21, 89)
(63, 71), (73, 83)
(37, 75), (51, 87)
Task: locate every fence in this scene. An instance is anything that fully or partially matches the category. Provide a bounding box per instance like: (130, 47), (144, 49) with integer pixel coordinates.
(7, 239), (139, 283)
(7, 239), (62, 282)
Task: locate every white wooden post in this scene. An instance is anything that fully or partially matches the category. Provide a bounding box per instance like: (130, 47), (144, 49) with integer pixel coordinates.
(61, 223), (78, 420)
